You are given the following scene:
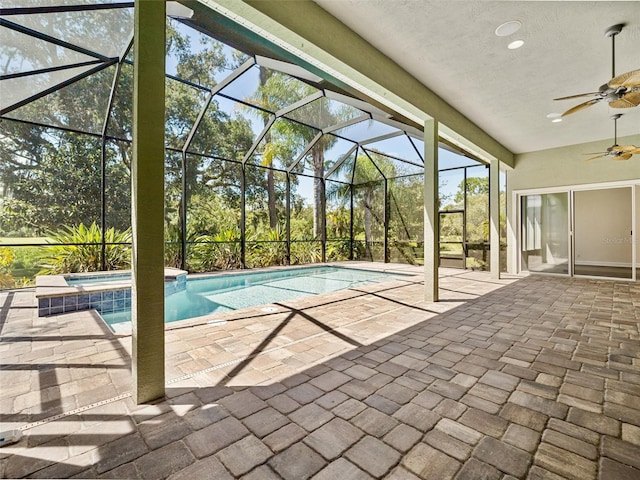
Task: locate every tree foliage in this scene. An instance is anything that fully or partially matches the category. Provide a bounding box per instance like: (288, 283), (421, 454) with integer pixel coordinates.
(0, 17), (435, 284)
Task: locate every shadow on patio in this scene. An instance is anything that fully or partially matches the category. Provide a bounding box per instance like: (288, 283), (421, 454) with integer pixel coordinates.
(1, 270), (639, 479)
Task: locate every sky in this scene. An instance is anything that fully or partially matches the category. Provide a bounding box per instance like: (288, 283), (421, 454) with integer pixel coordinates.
(165, 20), (502, 205)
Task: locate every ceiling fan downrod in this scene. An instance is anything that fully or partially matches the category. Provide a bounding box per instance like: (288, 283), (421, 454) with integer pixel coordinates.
(605, 24), (624, 79)
(611, 113), (622, 146)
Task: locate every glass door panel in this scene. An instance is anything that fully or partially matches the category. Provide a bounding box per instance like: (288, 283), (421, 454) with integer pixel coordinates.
(574, 187), (633, 279)
(520, 193), (569, 274)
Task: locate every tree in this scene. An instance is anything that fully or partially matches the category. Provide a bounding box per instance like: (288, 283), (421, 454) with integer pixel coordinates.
(388, 174), (424, 245)
(260, 68), (278, 228)
(437, 173), (495, 269)
(0, 21), (256, 236)
(0, 65), (129, 235)
(248, 71), (346, 237)
(327, 151), (396, 260)
(0, 129), (130, 235)
(453, 176), (489, 204)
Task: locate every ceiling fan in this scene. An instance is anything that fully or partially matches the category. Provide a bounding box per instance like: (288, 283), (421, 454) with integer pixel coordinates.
(584, 114), (640, 161)
(555, 24), (640, 117)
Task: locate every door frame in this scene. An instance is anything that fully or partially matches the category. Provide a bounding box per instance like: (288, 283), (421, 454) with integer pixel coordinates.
(516, 188), (572, 277)
(514, 180), (637, 281)
(438, 209), (466, 269)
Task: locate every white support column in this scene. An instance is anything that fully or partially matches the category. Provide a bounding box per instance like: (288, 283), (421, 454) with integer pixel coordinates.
(490, 158), (501, 279)
(424, 118), (439, 302)
(132, 0), (166, 404)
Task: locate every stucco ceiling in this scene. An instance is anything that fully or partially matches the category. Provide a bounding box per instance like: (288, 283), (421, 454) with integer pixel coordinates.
(313, 0), (640, 154)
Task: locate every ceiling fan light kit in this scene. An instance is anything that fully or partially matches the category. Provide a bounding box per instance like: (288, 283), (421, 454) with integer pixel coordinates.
(554, 24), (640, 116)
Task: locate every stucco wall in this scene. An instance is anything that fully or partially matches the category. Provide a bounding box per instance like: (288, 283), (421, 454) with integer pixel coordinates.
(506, 134), (640, 274)
(574, 188), (632, 266)
(508, 134), (640, 192)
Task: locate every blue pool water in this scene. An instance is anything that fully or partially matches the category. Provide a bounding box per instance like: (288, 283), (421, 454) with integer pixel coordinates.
(101, 266), (409, 330)
(66, 274), (130, 286)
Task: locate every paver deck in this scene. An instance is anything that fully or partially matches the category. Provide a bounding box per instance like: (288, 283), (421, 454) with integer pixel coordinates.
(0, 263), (639, 479)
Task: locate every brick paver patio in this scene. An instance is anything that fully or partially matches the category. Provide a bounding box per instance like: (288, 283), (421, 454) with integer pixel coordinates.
(0, 263), (638, 479)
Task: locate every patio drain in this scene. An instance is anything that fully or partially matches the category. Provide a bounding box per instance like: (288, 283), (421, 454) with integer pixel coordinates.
(207, 320), (228, 327)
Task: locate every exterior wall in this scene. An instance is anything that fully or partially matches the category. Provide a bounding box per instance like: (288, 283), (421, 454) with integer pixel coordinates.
(508, 134), (640, 192)
(574, 188), (632, 267)
(506, 134), (640, 273)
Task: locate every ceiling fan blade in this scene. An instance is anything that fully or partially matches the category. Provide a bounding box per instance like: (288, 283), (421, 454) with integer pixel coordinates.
(583, 151), (607, 155)
(609, 90), (640, 108)
(584, 154), (607, 161)
(608, 69), (640, 89)
(613, 153), (633, 161)
(553, 92), (600, 101)
(612, 145), (638, 153)
(561, 98), (600, 116)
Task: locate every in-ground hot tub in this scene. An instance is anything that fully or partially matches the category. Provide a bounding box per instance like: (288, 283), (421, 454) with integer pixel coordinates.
(35, 268), (187, 318)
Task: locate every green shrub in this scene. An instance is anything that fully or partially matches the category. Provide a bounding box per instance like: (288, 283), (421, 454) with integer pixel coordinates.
(39, 223), (132, 274)
(390, 240), (423, 266)
(164, 223), (183, 269)
(290, 241), (321, 265)
(0, 247), (14, 272)
(189, 229), (242, 271)
(325, 240), (349, 261)
(246, 224), (287, 267)
(0, 247), (17, 288)
(0, 246), (45, 288)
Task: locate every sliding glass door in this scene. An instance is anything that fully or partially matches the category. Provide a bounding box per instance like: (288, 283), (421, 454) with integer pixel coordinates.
(574, 187), (633, 279)
(518, 184), (637, 280)
(520, 192), (570, 275)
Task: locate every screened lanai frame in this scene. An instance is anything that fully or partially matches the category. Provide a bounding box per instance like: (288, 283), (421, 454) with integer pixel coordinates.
(0, 1), (490, 281)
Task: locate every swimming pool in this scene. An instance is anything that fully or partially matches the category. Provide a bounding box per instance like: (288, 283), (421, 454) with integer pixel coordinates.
(66, 273), (131, 286)
(102, 266), (409, 331)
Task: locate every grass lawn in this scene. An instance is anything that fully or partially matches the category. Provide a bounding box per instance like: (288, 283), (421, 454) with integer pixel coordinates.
(0, 237), (49, 244)
(0, 239), (50, 285)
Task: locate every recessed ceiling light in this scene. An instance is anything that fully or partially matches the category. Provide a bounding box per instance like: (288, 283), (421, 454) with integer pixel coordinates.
(546, 113), (562, 119)
(495, 20), (522, 37)
(508, 40), (525, 50)
(552, 118), (563, 123)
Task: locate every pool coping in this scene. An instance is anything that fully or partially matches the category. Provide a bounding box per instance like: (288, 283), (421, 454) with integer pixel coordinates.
(35, 268), (187, 294)
(36, 262), (423, 333)
(35, 268), (188, 317)
(146, 262), (424, 333)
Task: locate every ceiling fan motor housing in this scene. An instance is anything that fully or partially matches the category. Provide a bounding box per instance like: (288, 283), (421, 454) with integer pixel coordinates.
(605, 90), (624, 102)
(556, 23), (639, 116)
(604, 24), (624, 38)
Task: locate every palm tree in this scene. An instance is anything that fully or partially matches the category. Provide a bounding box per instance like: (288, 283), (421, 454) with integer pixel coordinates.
(259, 68), (278, 228)
(327, 151), (396, 259)
(246, 70), (341, 237)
